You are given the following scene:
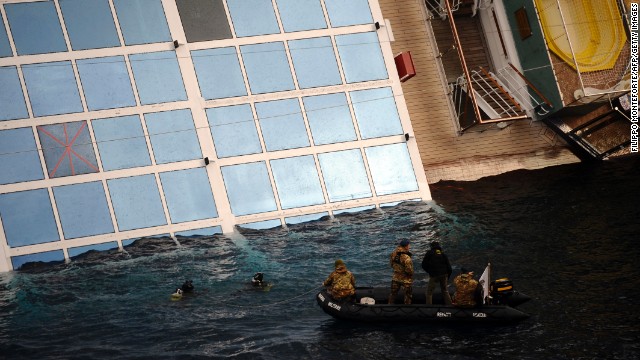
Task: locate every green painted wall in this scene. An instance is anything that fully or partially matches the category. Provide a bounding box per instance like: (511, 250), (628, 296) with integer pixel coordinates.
(502, 0), (563, 117)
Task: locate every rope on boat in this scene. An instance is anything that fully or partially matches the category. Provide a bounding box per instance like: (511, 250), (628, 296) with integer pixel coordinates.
(224, 285), (324, 308)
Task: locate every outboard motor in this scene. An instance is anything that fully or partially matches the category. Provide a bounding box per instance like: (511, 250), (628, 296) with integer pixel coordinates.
(489, 278), (514, 305)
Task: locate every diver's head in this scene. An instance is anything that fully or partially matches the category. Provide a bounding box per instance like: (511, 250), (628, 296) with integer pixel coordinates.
(252, 272), (264, 285)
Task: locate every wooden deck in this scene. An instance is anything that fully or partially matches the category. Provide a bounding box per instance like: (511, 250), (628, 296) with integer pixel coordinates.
(377, 0), (578, 182)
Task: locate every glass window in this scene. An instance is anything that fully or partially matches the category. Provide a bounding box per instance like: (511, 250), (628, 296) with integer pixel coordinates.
(4, 1), (67, 55)
(192, 47), (247, 100)
(255, 98), (309, 151)
(241, 42), (295, 94)
(227, 0), (280, 37)
(130, 51), (187, 105)
(238, 219), (281, 230)
(365, 143), (418, 195)
(221, 162), (277, 216)
(270, 156), (324, 209)
(22, 61), (83, 117)
(77, 56), (136, 111)
(0, 23), (12, 57)
(175, 226), (222, 237)
(0, 128), (43, 185)
(37, 121), (99, 178)
(285, 212), (328, 225)
(324, 0), (373, 27)
(275, 0), (326, 32)
(145, 109), (202, 164)
(92, 115), (151, 171)
(206, 104), (262, 158)
(113, 0), (171, 45)
(350, 87), (403, 139)
(318, 149), (371, 202)
(0, 67), (28, 121)
(160, 168), (218, 223)
(107, 174), (167, 231)
(12, 250), (65, 270)
(176, 0), (232, 42)
(53, 182), (114, 239)
(302, 93), (356, 145)
(0, 189), (60, 247)
(289, 37), (341, 89)
(336, 32), (388, 83)
(59, 0), (120, 50)
(68, 242), (118, 258)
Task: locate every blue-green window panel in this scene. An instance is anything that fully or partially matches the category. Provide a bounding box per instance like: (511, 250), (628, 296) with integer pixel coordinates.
(227, 0), (280, 37)
(0, 67), (27, 121)
(221, 162), (277, 216)
(4, 1), (67, 55)
(130, 51), (187, 105)
(0, 189), (60, 247)
(53, 182), (114, 239)
(68, 241), (118, 259)
(77, 56), (136, 111)
(107, 174), (167, 231)
(324, 0), (373, 27)
(0, 128), (43, 185)
(350, 87), (403, 139)
(255, 98), (309, 151)
(275, 0), (327, 32)
(192, 47), (247, 100)
(22, 61), (83, 117)
(175, 226), (222, 237)
(160, 168), (218, 224)
(0, 23), (12, 57)
(206, 104), (262, 158)
(289, 37), (342, 89)
(270, 156), (324, 209)
(365, 143), (418, 196)
(241, 42), (295, 94)
(237, 219), (282, 230)
(145, 109), (202, 164)
(59, 0), (120, 50)
(92, 115), (151, 171)
(334, 205), (376, 215)
(302, 93), (357, 145)
(113, 0), (171, 45)
(285, 212), (329, 225)
(11, 250), (65, 271)
(37, 121), (99, 178)
(318, 149), (372, 202)
(336, 32), (388, 83)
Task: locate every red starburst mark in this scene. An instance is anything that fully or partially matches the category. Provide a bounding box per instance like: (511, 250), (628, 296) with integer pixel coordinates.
(37, 122), (99, 178)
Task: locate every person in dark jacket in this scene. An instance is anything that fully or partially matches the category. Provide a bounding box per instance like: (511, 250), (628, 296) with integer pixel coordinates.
(421, 241), (452, 305)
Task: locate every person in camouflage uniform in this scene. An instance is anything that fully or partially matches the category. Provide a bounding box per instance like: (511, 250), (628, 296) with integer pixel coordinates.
(388, 239), (414, 304)
(453, 268), (480, 308)
(323, 259), (356, 301)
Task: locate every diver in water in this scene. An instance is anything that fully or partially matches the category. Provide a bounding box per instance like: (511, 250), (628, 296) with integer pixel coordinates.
(181, 280), (194, 293)
(171, 280), (195, 301)
(251, 272), (273, 291)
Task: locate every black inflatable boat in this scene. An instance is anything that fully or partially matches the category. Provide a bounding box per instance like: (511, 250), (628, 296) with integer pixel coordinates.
(317, 265), (531, 324)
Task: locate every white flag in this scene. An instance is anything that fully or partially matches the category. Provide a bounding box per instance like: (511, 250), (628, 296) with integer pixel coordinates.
(479, 263), (490, 304)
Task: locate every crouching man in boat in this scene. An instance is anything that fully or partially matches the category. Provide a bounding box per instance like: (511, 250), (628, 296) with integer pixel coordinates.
(323, 259), (356, 302)
(388, 239), (414, 304)
(453, 268), (482, 308)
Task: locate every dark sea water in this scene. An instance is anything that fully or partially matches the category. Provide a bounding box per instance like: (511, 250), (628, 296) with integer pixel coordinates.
(1, 155), (639, 359)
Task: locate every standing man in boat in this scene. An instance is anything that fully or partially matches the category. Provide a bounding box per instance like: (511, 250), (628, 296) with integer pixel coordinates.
(388, 239), (414, 304)
(421, 241), (453, 305)
(323, 259), (356, 302)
